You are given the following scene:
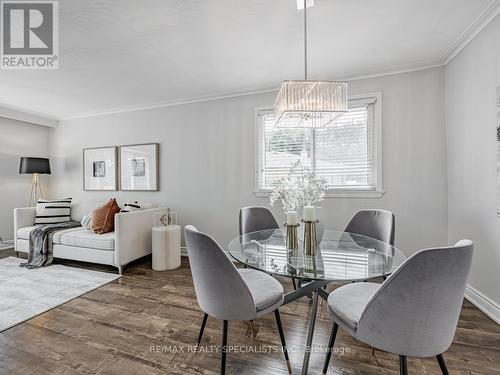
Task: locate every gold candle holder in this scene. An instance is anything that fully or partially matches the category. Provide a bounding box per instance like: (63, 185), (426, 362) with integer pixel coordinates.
(302, 219), (319, 256)
(284, 223), (299, 250)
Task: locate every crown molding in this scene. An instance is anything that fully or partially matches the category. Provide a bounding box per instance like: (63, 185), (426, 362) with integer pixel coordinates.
(440, 0), (500, 64)
(0, 104), (58, 127)
(61, 61), (444, 121)
(339, 60), (445, 82)
(59, 87), (278, 121)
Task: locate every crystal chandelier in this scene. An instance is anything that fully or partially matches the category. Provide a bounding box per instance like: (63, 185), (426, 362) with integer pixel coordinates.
(274, 0), (347, 128)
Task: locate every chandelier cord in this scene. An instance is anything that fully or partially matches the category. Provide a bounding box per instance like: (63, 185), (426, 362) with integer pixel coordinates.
(304, 0), (308, 80)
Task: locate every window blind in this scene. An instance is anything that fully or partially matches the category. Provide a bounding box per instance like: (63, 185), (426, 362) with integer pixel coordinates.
(258, 97), (377, 191)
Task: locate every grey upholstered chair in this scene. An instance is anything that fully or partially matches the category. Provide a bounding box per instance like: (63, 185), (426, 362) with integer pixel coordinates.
(184, 225), (291, 375)
(322, 240), (474, 375)
(239, 206), (280, 236)
(344, 209), (395, 246)
(239, 206), (297, 288)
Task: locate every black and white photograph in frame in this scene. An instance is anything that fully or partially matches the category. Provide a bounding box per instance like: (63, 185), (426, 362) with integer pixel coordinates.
(83, 147), (117, 191)
(120, 143), (159, 191)
(497, 86), (500, 217)
(132, 158), (146, 176)
(93, 161), (106, 177)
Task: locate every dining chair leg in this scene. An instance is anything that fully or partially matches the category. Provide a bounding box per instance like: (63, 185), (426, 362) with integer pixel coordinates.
(221, 320), (228, 375)
(292, 278), (297, 290)
(399, 355), (408, 375)
(196, 313), (208, 348)
(274, 309), (292, 374)
(322, 322), (338, 375)
(436, 353), (449, 375)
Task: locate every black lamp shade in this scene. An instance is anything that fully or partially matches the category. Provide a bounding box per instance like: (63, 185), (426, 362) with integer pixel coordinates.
(19, 157), (51, 174)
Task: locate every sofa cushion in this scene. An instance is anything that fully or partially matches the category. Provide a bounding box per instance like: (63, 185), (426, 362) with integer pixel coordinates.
(52, 227), (87, 244)
(17, 226), (39, 240)
(60, 229), (115, 251)
(17, 226), (83, 243)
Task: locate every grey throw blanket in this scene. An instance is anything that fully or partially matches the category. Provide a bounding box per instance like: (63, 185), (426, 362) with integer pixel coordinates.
(20, 221), (81, 269)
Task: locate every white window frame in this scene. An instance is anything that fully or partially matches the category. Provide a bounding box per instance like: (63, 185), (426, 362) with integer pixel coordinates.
(254, 92), (384, 198)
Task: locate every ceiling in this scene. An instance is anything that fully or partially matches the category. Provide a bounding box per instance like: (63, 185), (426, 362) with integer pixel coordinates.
(0, 0), (495, 120)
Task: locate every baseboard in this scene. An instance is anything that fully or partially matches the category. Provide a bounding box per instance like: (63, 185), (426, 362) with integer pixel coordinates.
(464, 284), (500, 324)
(181, 246), (188, 257)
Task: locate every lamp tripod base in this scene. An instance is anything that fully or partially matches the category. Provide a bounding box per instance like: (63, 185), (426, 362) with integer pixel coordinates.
(27, 173), (43, 207)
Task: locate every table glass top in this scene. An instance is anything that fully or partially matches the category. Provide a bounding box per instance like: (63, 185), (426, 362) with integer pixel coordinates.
(228, 229), (406, 281)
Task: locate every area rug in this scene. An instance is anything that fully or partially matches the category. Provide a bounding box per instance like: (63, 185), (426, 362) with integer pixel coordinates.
(0, 257), (121, 332)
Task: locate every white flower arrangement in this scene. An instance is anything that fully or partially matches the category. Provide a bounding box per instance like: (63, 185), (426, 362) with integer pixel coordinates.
(270, 160), (328, 211)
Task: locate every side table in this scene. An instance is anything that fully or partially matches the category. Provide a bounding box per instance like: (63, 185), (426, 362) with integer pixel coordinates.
(152, 225), (181, 271)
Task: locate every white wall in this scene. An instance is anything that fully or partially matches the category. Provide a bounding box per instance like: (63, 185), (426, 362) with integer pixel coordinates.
(0, 118), (50, 241)
(49, 67), (447, 256)
(445, 14), (500, 316)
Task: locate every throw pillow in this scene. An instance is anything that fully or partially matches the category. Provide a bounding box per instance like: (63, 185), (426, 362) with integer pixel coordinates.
(120, 202), (157, 212)
(121, 201), (142, 212)
(81, 215), (91, 229)
(35, 198), (72, 224)
(90, 198), (120, 234)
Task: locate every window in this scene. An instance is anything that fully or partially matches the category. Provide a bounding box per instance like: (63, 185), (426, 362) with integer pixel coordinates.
(256, 93), (382, 197)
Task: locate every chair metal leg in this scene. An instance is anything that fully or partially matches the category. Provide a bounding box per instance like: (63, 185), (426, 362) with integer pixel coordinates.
(436, 354), (449, 375)
(274, 309), (292, 374)
(292, 277), (297, 290)
(322, 322), (338, 375)
(399, 355), (408, 375)
(221, 320), (228, 375)
(196, 313), (208, 348)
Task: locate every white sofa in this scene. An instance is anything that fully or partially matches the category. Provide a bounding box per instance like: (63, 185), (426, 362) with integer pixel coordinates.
(14, 202), (168, 274)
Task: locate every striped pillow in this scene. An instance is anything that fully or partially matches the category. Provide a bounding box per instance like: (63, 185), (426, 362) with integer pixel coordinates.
(120, 202), (141, 212)
(35, 198), (72, 225)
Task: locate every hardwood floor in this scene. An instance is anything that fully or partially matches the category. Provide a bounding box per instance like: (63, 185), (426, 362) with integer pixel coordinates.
(0, 252), (499, 375)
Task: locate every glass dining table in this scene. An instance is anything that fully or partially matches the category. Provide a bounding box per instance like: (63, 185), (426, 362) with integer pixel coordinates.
(228, 228), (406, 375)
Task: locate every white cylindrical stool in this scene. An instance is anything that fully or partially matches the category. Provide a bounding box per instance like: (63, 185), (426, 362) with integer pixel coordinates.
(152, 225), (181, 271)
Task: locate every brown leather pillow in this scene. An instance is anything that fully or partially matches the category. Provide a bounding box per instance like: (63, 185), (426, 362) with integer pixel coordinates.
(90, 198), (120, 234)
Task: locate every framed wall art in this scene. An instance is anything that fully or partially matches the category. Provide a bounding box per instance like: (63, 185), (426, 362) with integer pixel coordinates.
(119, 143), (159, 191)
(83, 147), (118, 191)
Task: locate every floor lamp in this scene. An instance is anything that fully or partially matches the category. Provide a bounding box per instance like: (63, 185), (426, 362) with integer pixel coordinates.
(19, 157), (51, 206)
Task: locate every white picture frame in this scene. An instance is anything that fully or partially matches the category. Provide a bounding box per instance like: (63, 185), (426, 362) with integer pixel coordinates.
(119, 143), (159, 191)
(83, 147), (117, 191)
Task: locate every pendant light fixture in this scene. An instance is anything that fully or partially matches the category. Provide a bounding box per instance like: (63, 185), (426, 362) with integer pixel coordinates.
(274, 0), (347, 128)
